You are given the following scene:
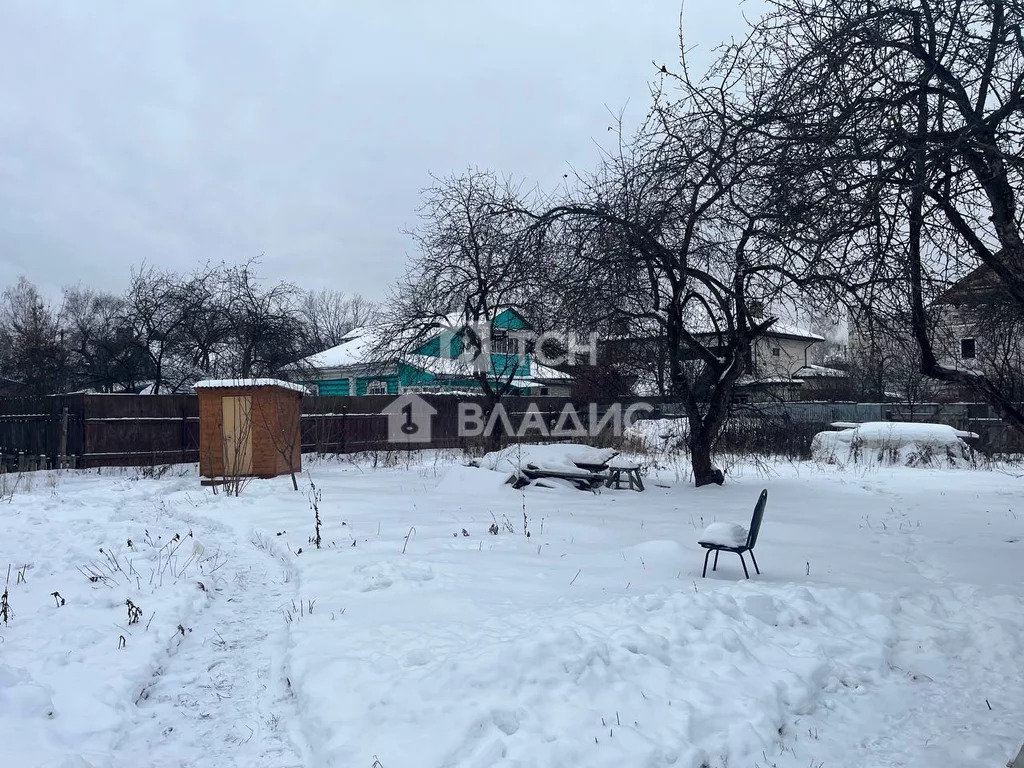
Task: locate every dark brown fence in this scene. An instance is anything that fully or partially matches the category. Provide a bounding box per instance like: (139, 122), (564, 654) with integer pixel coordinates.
(2, 393), (1021, 470)
(1, 394), (199, 469)
(298, 395), (638, 454)
(0, 394), (659, 469)
(0, 395), (85, 469)
(83, 395), (199, 467)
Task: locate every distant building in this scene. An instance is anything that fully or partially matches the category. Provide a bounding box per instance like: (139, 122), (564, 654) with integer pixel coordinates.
(295, 307), (572, 397)
(792, 364), (852, 401)
(844, 262), (1023, 403)
(731, 323), (826, 402)
(930, 263), (1024, 401)
(596, 321), (825, 402)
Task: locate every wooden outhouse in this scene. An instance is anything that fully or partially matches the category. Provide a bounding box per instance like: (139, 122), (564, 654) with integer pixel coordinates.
(194, 379), (305, 479)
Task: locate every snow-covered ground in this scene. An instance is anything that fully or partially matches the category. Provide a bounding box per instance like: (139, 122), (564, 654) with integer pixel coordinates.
(2, 451), (1023, 767)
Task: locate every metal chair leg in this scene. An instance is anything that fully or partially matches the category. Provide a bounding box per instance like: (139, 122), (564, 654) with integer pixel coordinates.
(713, 550), (719, 571)
(749, 550), (760, 575)
(738, 553), (750, 579)
(702, 549), (712, 577)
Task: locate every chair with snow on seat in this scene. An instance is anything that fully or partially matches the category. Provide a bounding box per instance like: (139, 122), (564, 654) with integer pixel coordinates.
(697, 488), (767, 579)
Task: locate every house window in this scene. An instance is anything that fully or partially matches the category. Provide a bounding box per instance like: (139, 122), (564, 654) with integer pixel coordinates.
(771, 347), (781, 357)
(490, 332), (522, 356)
(366, 380), (389, 395)
(490, 336), (513, 354)
(960, 338), (976, 360)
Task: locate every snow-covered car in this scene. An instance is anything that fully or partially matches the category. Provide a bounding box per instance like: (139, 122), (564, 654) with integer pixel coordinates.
(811, 421), (978, 467)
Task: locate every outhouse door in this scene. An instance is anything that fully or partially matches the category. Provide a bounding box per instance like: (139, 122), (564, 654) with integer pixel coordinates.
(222, 396), (253, 475)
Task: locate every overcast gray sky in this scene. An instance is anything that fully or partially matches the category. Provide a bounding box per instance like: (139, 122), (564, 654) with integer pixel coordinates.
(1, 1), (760, 303)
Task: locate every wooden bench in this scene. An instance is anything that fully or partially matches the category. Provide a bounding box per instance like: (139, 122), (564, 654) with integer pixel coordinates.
(521, 463), (607, 491)
(605, 463), (644, 491)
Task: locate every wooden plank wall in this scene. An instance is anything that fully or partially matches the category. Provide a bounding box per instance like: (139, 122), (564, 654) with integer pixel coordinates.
(0, 394), (85, 467)
(1, 393), (1021, 468)
(82, 394), (199, 467)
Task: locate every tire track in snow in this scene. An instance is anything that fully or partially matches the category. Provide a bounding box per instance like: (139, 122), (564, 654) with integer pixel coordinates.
(109, 498), (306, 768)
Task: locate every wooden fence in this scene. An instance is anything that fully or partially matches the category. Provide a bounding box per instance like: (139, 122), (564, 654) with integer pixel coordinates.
(1, 394), (1021, 470)
(297, 395), (640, 454)
(0, 394), (647, 469)
(0, 394), (199, 470)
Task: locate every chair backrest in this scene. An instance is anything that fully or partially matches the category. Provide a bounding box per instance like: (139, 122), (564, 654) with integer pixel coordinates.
(745, 489), (768, 549)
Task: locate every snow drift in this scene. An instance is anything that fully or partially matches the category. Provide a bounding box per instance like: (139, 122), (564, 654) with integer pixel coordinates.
(811, 421), (978, 468)
(622, 418), (688, 455)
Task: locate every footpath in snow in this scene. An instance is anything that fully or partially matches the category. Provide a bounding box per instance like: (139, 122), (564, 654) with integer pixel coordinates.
(1, 471), (306, 768)
(1, 453), (1023, 767)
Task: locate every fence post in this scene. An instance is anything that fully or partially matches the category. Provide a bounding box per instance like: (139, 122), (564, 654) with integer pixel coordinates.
(181, 404), (188, 464)
(59, 406), (69, 463)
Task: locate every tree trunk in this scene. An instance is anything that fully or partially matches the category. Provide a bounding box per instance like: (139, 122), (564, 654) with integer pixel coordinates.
(679, 352), (740, 488)
(688, 428), (725, 487)
(685, 399), (728, 487)
(485, 396), (504, 451)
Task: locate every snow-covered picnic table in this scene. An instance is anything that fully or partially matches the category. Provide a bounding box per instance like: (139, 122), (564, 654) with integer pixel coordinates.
(520, 462), (608, 491)
(470, 444), (633, 490)
(605, 461), (644, 491)
(467, 445), (647, 492)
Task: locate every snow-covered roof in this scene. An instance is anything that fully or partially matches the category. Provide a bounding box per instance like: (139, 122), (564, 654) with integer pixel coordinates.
(794, 364), (848, 378)
(604, 319), (825, 343)
(300, 327), (380, 370)
(760, 324), (824, 341)
(297, 310), (566, 385)
(298, 317), (493, 372)
(736, 375), (804, 386)
(402, 354), (571, 384)
(193, 378), (309, 394)
(523, 361), (572, 382)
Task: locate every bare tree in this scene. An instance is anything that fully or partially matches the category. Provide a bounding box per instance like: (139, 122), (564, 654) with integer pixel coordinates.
(119, 266), (208, 393)
(218, 394), (254, 497)
(175, 265), (233, 381)
(744, 0), (1024, 432)
(520, 57), (833, 485)
(848, 310), (936, 411)
(376, 170), (543, 446)
(299, 289), (377, 351)
(969, 301), (1024, 404)
(61, 286), (149, 392)
(221, 263), (310, 379)
(0, 277), (67, 395)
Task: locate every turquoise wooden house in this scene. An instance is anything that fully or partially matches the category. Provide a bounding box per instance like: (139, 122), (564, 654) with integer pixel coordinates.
(298, 308), (571, 397)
